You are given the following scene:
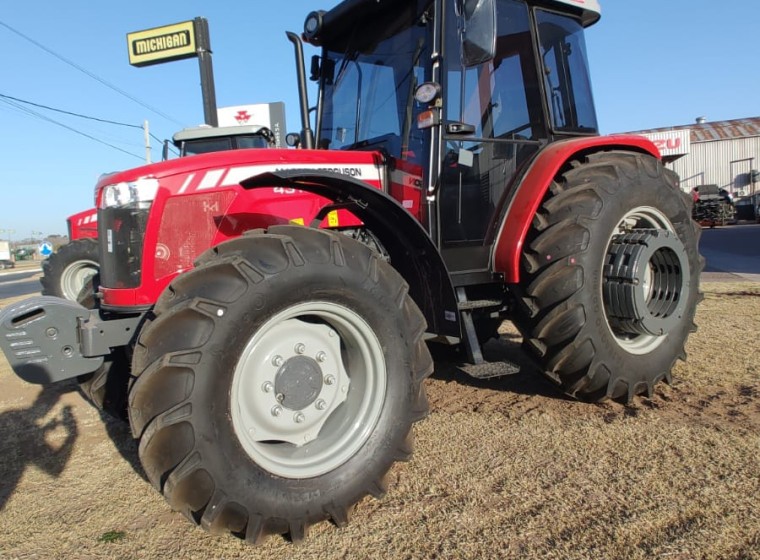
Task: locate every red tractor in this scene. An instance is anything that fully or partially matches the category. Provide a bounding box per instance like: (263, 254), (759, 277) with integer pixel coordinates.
(40, 123), (278, 301)
(0, 0), (701, 545)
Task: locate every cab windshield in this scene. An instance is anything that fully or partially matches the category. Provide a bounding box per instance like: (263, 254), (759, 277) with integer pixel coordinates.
(318, 3), (432, 165)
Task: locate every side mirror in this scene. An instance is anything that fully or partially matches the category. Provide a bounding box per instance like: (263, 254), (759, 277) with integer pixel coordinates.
(460, 0), (496, 67)
(286, 133), (302, 148)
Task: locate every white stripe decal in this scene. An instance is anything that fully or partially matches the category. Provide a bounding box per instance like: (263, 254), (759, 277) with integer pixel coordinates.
(177, 173), (196, 194)
(197, 169), (226, 191)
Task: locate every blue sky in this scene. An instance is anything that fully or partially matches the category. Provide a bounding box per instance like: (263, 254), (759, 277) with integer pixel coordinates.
(1, 1), (758, 239)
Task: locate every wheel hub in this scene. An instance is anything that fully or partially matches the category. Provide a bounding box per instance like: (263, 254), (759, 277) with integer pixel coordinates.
(604, 229), (690, 337)
(274, 356), (324, 410)
(235, 318), (349, 447)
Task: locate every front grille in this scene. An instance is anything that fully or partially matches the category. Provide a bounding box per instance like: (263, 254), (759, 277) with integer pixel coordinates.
(98, 205), (150, 289)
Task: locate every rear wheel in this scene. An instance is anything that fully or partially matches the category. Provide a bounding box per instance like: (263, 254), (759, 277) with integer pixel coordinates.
(512, 152), (702, 402)
(129, 226), (432, 543)
(40, 238), (99, 302)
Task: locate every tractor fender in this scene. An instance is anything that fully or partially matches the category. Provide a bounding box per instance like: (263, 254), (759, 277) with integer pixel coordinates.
(241, 170), (461, 339)
(492, 135), (661, 284)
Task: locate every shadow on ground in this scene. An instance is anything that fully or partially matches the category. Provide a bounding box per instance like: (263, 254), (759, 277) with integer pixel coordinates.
(0, 383), (79, 511)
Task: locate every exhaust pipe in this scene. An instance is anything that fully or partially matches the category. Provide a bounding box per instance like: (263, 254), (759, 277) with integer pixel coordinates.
(286, 31), (315, 150)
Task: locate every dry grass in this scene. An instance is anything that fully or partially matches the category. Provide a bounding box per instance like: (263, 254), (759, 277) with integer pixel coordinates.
(0, 282), (758, 560)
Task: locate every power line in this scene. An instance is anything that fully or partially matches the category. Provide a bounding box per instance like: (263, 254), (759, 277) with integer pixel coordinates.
(0, 91), (179, 157)
(0, 19), (184, 127)
(0, 97), (144, 161)
(0, 92), (142, 129)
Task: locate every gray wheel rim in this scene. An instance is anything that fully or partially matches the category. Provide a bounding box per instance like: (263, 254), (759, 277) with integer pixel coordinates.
(230, 301), (387, 479)
(61, 260), (99, 301)
(603, 206), (680, 355)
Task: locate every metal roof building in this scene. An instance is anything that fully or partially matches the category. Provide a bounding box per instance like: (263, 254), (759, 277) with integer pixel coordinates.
(633, 117), (760, 200)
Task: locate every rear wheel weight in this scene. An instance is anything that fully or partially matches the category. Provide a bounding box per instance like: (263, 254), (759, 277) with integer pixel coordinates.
(511, 152), (702, 402)
(604, 227), (690, 342)
(129, 226), (432, 543)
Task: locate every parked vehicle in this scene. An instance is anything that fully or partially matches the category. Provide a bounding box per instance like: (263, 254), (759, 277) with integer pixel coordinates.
(0, 0), (702, 545)
(0, 241), (14, 270)
(40, 124), (278, 301)
(691, 184), (735, 227)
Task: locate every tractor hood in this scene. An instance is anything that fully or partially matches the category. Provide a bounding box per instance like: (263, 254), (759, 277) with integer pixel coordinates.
(94, 148), (386, 199)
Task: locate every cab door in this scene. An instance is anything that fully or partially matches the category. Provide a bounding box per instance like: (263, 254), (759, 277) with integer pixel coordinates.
(438, 0), (546, 276)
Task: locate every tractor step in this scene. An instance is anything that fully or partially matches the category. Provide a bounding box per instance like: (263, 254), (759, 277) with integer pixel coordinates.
(459, 359), (521, 379)
(457, 299), (503, 311)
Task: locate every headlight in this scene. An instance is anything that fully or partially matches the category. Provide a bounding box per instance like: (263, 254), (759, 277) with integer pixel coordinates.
(99, 178), (159, 209)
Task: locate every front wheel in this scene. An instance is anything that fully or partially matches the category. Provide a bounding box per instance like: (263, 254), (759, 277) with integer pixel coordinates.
(40, 238), (99, 301)
(512, 151), (702, 402)
(128, 226), (432, 543)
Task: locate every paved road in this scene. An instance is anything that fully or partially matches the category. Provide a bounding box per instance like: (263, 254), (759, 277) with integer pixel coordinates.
(699, 222), (760, 282)
(0, 266), (42, 300)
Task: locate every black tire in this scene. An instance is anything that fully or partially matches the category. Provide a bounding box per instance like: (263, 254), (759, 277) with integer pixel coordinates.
(128, 225), (432, 543)
(511, 151), (702, 402)
(77, 348), (132, 420)
(74, 274), (131, 420)
(40, 238), (100, 301)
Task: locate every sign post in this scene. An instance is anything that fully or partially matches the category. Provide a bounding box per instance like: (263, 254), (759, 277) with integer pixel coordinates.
(193, 18), (218, 127)
(127, 18), (218, 127)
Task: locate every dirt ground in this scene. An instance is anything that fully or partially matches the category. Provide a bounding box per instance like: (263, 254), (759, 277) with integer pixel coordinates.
(0, 281), (758, 560)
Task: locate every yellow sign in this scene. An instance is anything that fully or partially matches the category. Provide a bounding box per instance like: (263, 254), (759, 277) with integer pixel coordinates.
(327, 211), (339, 227)
(127, 20), (197, 67)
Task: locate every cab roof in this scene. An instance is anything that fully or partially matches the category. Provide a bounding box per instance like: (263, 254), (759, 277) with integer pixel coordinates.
(542, 0), (601, 27)
(172, 125), (272, 145)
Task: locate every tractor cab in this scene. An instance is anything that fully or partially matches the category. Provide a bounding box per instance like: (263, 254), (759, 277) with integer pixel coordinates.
(171, 124), (275, 157)
(303, 0), (601, 276)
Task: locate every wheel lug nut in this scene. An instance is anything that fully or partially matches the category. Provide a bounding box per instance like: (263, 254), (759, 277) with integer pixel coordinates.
(276, 393), (285, 403)
(324, 375), (336, 386)
(262, 381), (273, 393)
(271, 405), (282, 417)
(316, 351), (327, 363)
(294, 343), (306, 354)
(294, 412), (305, 424)
(315, 399), (327, 411)
(272, 355), (284, 367)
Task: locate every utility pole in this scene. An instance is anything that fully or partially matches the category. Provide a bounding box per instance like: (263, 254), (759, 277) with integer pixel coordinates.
(143, 120), (152, 164)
